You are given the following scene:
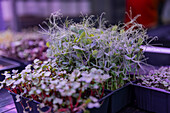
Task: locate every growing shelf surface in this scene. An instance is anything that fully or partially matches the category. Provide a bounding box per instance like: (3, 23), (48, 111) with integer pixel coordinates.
(0, 88), (17, 113)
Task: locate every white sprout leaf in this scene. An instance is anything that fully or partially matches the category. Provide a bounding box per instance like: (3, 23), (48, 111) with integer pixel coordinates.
(39, 103), (45, 108)
(6, 79), (15, 86)
(36, 89), (42, 94)
(163, 81), (168, 87)
(73, 45), (85, 51)
(87, 102), (100, 109)
(34, 59), (40, 64)
(15, 95), (21, 102)
(124, 55), (136, 60)
(0, 84), (3, 89)
(44, 72), (51, 77)
(23, 110), (29, 113)
(12, 70), (18, 74)
(53, 98), (63, 104)
(89, 96), (98, 103)
(168, 87), (170, 91)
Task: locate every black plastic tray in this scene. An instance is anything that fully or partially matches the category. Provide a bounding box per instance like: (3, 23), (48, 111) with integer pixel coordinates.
(82, 83), (133, 113)
(10, 84), (133, 113)
(10, 90), (112, 113)
(10, 91), (50, 113)
(86, 90), (112, 113)
(108, 83), (133, 113)
(133, 84), (170, 113)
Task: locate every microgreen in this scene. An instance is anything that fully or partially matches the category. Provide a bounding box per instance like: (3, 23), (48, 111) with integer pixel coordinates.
(43, 12), (149, 90)
(137, 66), (170, 91)
(1, 35), (48, 62)
(0, 12), (152, 113)
(0, 59), (110, 112)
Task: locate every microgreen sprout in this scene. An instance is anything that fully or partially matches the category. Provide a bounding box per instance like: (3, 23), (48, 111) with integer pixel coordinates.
(0, 59), (110, 112)
(43, 12), (150, 90)
(137, 66), (170, 91)
(0, 12), (152, 113)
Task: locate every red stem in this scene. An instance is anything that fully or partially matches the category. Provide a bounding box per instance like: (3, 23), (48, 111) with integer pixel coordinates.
(30, 94), (37, 101)
(18, 86), (23, 93)
(100, 86), (104, 98)
(75, 89), (82, 107)
(58, 108), (69, 112)
(5, 87), (14, 93)
(12, 88), (17, 94)
(90, 90), (94, 96)
(68, 96), (73, 111)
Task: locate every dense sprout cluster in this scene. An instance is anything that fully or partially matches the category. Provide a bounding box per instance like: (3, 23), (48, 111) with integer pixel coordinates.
(44, 13), (149, 90)
(0, 59), (110, 112)
(0, 31), (48, 62)
(0, 12), (151, 113)
(137, 67), (170, 91)
(5, 38), (48, 61)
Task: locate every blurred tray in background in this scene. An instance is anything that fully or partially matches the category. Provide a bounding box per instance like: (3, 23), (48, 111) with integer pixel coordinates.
(141, 45), (170, 66)
(148, 25), (170, 48)
(0, 56), (20, 81)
